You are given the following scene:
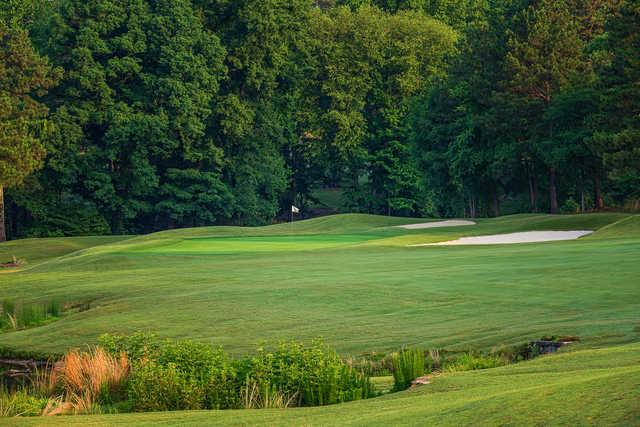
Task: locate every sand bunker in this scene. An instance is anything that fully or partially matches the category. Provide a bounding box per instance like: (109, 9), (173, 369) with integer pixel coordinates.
(398, 220), (476, 229)
(415, 230), (593, 246)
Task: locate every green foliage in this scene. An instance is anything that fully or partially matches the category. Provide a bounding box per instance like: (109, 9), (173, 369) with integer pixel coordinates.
(98, 333), (163, 364)
(3, 0), (637, 238)
(311, 5), (457, 216)
(127, 361), (205, 412)
(102, 334), (238, 411)
(592, 0), (640, 201)
(0, 299), (63, 331)
(100, 334), (373, 410)
(242, 340), (373, 406)
(0, 388), (48, 417)
(155, 169), (235, 228)
(562, 198), (581, 214)
(0, 20), (59, 241)
(391, 347), (425, 391)
(23, 0), (228, 235)
(445, 352), (507, 372)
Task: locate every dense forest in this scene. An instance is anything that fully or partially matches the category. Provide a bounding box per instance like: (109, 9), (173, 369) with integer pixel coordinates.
(0, 0), (638, 240)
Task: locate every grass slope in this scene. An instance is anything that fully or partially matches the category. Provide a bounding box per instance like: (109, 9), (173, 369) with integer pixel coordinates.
(1, 213), (638, 356)
(0, 236), (132, 268)
(6, 342), (639, 426)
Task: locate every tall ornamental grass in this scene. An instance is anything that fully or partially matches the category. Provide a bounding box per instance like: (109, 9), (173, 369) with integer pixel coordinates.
(391, 347), (425, 391)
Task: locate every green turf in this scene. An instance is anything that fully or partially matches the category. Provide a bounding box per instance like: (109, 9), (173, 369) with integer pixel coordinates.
(0, 213), (638, 357)
(1, 213), (639, 425)
(5, 342), (639, 426)
(0, 236), (132, 267)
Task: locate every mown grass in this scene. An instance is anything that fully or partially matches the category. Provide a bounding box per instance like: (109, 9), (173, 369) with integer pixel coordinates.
(5, 342), (639, 426)
(0, 213), (638, 356)
(0, 236), (132, 269)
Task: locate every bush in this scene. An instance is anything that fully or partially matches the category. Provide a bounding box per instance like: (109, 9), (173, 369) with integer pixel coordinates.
(99, 332), (163, 365)
(242, 340), (373, 407)
(445, 352), (507, 372)
(127, 361), (197, 411)
(391, 347), (425, 391)
(561, 198), (580, 214)
(101, 335), (373, 410)
(100, 334), (238, 411)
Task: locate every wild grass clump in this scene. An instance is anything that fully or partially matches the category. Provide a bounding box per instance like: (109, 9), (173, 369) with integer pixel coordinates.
(0, 388), (48, 417)
(391, 347), (425, 391)
(56, 347), (130, 413)
(445, 352), (508, 373)
(241, 378), (297, 409)
(0, 299), (63, 331)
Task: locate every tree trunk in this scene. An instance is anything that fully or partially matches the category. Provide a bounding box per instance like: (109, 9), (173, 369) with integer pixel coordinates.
(0, 186), (6, 242)
(547, 114), (559, 214)
(468, 196), (477, 218)
(528, 168), (538, 212)
(491, 186), (501, 217)
(594, 173), (604, 210)
(549, 167), (559, 214)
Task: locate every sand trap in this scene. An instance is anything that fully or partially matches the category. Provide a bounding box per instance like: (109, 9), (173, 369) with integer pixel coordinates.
(414, 230), (593, 246)
(398, 220), (476, 229)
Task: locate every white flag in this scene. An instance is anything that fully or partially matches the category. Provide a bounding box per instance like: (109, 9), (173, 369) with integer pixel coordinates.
(291, 205), (300, 214)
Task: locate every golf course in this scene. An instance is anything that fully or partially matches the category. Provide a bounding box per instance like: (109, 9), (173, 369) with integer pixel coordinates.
(1, 213), (639, 424)
(2, 0), (640, 423)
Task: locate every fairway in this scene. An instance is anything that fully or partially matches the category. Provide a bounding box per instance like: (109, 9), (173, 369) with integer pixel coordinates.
(138, 234), (378, 254)
(1, 213), (639, 356)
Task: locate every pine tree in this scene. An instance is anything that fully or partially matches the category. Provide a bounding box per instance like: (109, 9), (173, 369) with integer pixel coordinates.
(505, 0), (585, 213)
(0, 21), (58, 241)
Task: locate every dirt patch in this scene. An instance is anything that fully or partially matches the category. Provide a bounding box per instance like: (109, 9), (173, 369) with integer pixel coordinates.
(411, 374), (433, 388)
(397, 220), (476, 230)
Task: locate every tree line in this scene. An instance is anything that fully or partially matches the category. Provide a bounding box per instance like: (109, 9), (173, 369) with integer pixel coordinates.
(0, 0), (638, 240)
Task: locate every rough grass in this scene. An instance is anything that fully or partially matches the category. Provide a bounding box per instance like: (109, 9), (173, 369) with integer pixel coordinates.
(0, 213), (638, 355)
(5, 342), (639, 426)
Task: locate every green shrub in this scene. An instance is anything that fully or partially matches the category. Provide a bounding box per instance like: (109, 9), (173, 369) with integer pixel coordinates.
(101, 334), (238, 411)
(561, 198), (580, 214)
(242, 340), (373, 407)
(391, 347), (425, 391)
(127, 361), (195, 412)
(101, 334), (373, 411)
(445, 352), (507, 372)
(99, 332), (162, 365)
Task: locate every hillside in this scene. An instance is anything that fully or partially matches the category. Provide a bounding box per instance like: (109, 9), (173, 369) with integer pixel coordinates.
(1, 213), (638, 355)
